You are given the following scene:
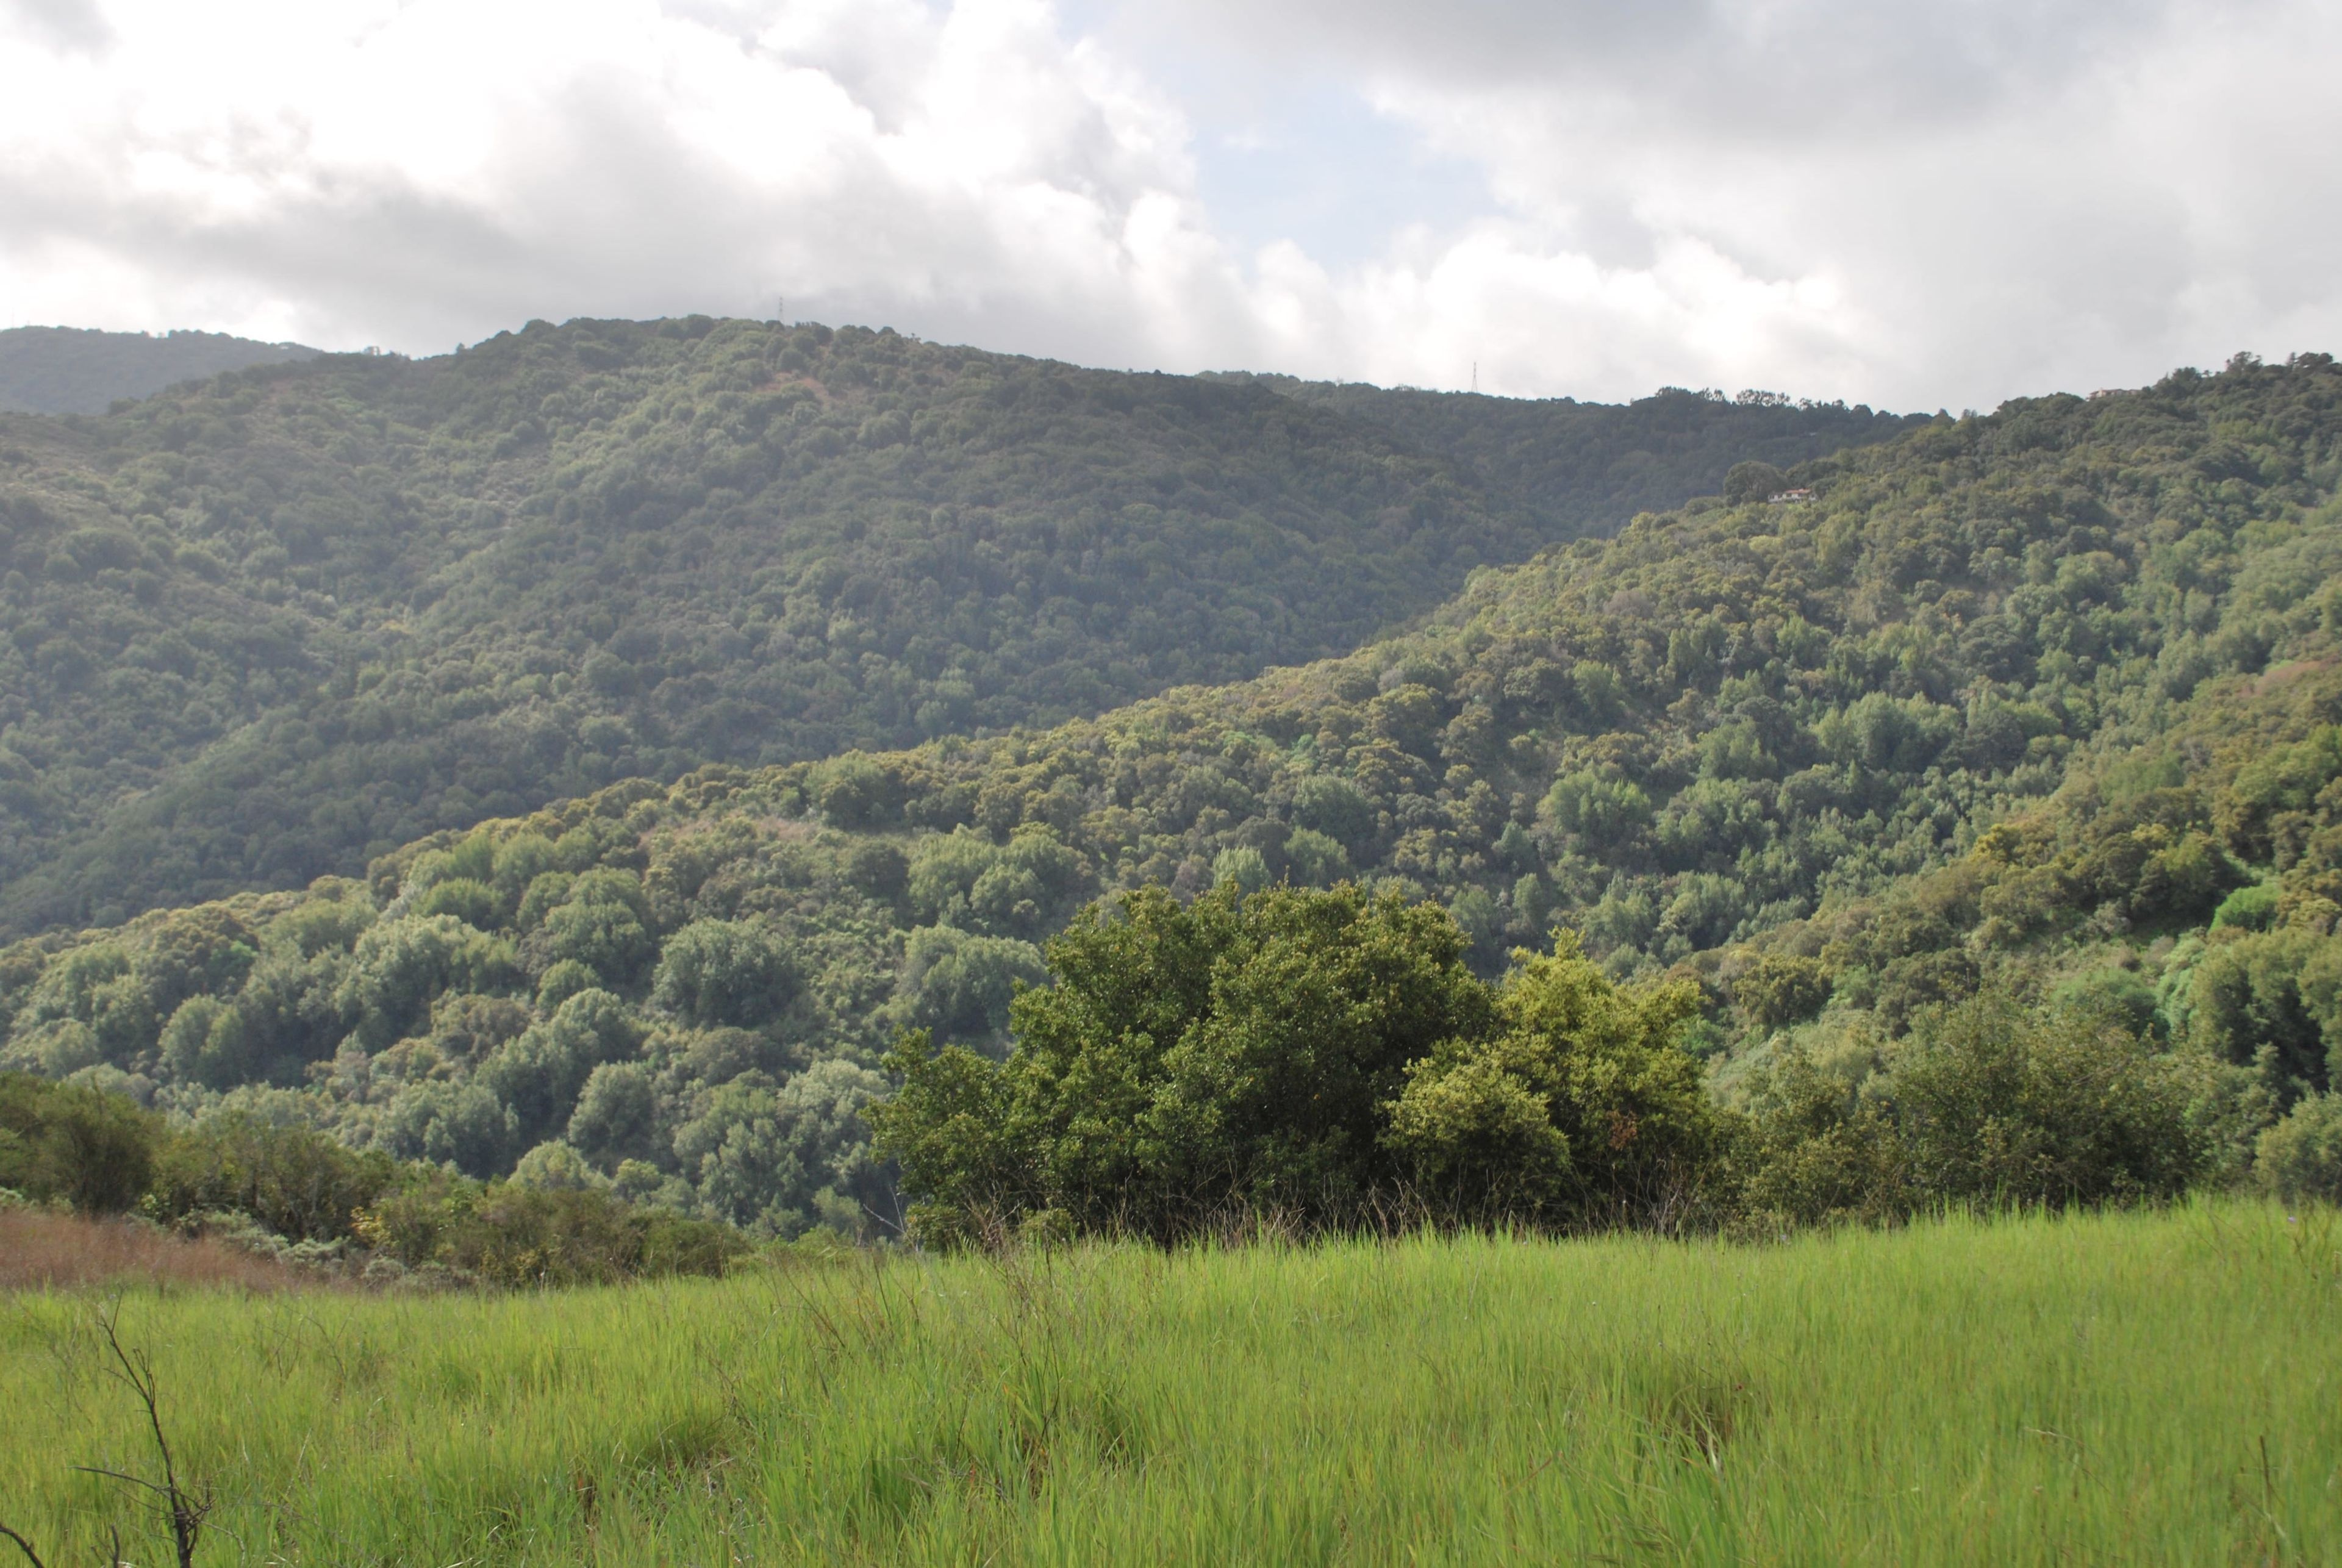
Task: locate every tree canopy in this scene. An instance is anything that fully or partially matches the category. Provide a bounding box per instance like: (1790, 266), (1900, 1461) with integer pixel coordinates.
(0, 316), (1913, 933)
(2, 348), (2340, 1239)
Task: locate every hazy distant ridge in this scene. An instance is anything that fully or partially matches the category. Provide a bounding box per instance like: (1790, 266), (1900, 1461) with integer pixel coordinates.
(0, 326), (320, 415)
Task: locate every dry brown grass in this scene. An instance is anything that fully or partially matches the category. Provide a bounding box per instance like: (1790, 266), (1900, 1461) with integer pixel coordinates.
(0, 1209), (316, 1293)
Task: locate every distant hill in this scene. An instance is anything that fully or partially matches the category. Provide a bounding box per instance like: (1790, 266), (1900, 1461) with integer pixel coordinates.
(0, 315), (1913, 932)
(1209, 373), (1926, 534)
(0, 326), (320, 415)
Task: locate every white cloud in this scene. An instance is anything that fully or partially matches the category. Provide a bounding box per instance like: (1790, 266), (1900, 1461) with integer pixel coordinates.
(1, 0), (2337, 409)
(0, 0), (1231, 358)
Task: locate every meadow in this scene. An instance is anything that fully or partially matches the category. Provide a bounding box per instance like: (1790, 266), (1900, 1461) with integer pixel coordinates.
(2, 1201), (2335, 1566)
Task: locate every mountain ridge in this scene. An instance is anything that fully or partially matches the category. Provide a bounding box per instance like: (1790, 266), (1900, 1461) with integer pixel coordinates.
(0, 325), (320, 415)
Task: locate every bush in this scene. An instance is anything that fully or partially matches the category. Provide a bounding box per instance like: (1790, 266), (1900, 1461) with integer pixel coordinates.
(2212, 882), (2280, 932)
(672, 1059), (892, 1237)
(1722, 460), (1786, 504)
(1212, 846), (1272, 895)
(479, 989), (643, 1149)
(381, 1079), (521, 1177)
(146, 1113), (399, 1242)
(1742, 992), (2207, 1221)
(1291, 775), (1377, 851)
(532, 871), (657, 988)
(652, 918), (801, 1029)
(510, 1140), (609, 1192)
(892, 926), (1046, 1047)
(1730, 1042), (1908, 1228)
(0, 1071), (161, 1214)
(2257, 1093), (2342, 1204)
(1283, 828), (1351, 887)
(567, 1062), (662, 1171)
(1736, 952), (1833, 1030)
(355, 1177), (746, 1286)
(1384, 935), (1715, 1224)
(1892, 994), (2207, 1207)
(536, 959), (599, 1012)
(876, 883), (1494, 1242)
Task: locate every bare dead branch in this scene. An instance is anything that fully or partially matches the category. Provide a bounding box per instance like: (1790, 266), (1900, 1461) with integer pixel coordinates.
(69, 1470), (171, 1500)
(82, 1300), (210, 1568)
(0, 1520), (47, 1568)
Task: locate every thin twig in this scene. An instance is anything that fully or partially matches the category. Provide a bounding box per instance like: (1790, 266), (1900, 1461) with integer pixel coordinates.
(0, 1521), (47, 1568)
(70, 1469), (174, 1499)
(85, 1300), (210, 1568)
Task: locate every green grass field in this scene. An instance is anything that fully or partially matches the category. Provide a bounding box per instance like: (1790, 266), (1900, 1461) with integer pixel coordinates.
(4, 1201), (2336, 1566)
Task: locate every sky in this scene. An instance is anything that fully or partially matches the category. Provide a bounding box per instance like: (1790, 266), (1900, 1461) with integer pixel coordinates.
(2, 0), (2338, 411)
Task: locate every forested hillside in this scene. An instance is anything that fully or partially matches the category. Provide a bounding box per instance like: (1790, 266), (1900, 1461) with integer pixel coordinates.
(0, 326), (318, 415)
(1214, 373), (1925, 534)
(0, 315), (1908, 933)
(5, 351), (2337, 1237)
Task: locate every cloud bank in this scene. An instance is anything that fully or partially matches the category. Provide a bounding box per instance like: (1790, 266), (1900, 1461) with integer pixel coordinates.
(1, 0), (2335, 409)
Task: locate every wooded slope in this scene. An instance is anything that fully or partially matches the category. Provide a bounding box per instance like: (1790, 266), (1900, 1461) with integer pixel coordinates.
(5, 351), (2333, 1235)
(0, 315), (1907, 931)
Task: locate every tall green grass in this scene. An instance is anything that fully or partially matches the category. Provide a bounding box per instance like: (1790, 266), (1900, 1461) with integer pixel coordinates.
(3, 1200), (2335, 1565)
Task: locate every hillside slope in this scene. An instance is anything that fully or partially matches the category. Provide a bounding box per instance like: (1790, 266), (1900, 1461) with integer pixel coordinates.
(1216, 373), (1926, 533)
(0, 315), (1907, 931)
(3, 351), (2333, 1234)
(0, 326), (319, 414)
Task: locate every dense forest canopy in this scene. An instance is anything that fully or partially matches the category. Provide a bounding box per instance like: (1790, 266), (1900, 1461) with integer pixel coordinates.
(1209, 372), (1924, 537)
(7, 349), (2341, 1239)
(0, 326), (319, 415)
(0, 316), (1913, 934)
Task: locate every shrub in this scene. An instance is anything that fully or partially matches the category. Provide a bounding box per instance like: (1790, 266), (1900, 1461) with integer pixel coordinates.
(1291, 775), (1377, 852)
(480, 989), (642, 1148)
(414, 876), (501, 929)
(356, 1178), (745, 1286)
(892, 925), (1046, 1047)
(1730, 1043), (1908, 1227)
(1733, 994), (2207, 1222)
(652, 918), (801, 1029)
(146, 1113), (399, 1242)
(532, 870), (657, 987)
(1212, 846), (1271, 894)
(343, 914), (520, 1048)
(1283, 828), (1351, 887)
(2183, 927), (2336, 1089)
(567, 1062), (662, 1171)
(381, 1079), (521, 1177)
(2257, 1092), (2342, 1204)
(0, 1072), (161, 1214)
(1722, 460), (1786, 504)
(672, 1059), (892, 1237)
(1737, 952), (1833, 1030)
(2212, 883), (2280, 932)
(510, 1140), (609, 1192)
(876, 883), (1492, 1242)
(536, 959), (599, 1012)
(1889, 993), (2205, 1209)
(1385, 935), (1715, 1225)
